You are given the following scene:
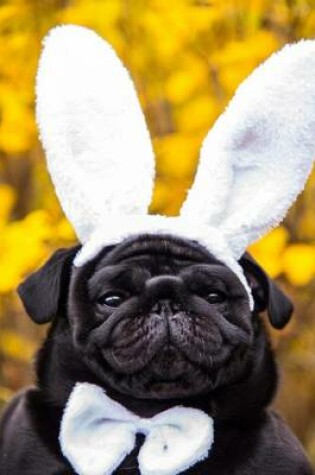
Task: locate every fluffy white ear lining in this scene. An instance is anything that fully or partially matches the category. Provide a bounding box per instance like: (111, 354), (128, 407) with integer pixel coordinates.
(180, 40), (315, 258)
(36, 25), (155, 243)
(36, 26), (315, 309)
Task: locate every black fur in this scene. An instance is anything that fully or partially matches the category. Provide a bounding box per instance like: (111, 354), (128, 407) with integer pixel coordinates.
(0, 235), (312, 474)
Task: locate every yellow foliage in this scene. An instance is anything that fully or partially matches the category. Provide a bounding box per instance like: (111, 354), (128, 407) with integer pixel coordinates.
(0, 210), (52, 293)
(0, 386), (13, 403)
(55, 217), (76, 242)
(249, 227), (289, 278)
(176, 94), (219, 132)
(0, 184), (15, 225)
(283, 244), (315, 287)
(165, 62), (207, 104)
(212, 32), (278, 68)
(0, 329), (36, 362)
(0, 98), (36, 154)
(154, 133), (201, 179)
(214, 32), (279, 95)
(298, 209), (315, 240)
(150, 177), (190, 216)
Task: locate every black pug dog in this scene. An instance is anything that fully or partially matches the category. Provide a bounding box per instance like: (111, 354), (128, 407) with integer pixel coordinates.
(0, 234), (313, 474)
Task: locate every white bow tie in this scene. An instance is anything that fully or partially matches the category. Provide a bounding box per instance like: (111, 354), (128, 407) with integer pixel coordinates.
(59, 383), (214, 475)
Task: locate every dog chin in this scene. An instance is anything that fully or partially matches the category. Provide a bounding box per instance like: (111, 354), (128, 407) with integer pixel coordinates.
(85, 355), (213, 399)
(83, 340), (249, 400)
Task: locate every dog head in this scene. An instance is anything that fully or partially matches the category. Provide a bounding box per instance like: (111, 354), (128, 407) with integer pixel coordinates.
(24, 28), (312, 405)
(18, 234), (293, 400)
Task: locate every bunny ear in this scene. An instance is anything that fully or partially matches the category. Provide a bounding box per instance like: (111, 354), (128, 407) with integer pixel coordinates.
(36, 25), (155, 243)
(181, 40), (315, 259)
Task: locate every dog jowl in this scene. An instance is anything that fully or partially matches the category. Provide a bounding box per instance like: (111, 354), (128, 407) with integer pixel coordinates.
(0, 235), (312, 474)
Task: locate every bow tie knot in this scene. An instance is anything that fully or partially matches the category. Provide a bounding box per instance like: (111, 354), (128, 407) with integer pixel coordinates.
(136, 418), (154, 435)
(60, 383), (214, 475)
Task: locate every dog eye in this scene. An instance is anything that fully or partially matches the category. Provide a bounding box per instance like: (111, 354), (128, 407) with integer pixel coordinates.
(206, 291), (227, 304)
(98, 292), (125, 308)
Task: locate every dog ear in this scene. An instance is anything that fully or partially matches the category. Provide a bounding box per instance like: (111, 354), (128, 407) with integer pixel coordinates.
(17, 246), (80, 324)
(240, 253), (293, 329)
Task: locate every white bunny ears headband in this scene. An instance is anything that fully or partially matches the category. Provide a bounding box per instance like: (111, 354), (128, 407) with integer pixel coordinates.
(36, 25), (315, 310)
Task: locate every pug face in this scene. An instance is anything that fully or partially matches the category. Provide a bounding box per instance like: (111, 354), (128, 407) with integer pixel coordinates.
(18, 233), (292, 402)
(67, 235), (253, 399)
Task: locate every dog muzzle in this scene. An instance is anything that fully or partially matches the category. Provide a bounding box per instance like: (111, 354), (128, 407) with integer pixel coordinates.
(59, 383), (214, 475)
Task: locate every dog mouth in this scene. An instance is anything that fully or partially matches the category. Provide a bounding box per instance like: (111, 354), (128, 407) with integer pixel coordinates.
(85, 328), (247, 399)
(149, 344), (191, 380)
(134, 344), (215, 398)
(79, 302), (252, 399)
(92, 349), (215, 399)
(87, 344), (247, 400)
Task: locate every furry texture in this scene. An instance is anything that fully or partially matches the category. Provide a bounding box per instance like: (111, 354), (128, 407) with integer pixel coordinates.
(36, 25), (155, 243)
(180, 40), (315, 258)
(60, 383), (214, 475)
(36, 25), (315, 309)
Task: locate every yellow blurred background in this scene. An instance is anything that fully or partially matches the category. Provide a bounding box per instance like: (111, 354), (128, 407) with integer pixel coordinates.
(0, 0), (315, 466)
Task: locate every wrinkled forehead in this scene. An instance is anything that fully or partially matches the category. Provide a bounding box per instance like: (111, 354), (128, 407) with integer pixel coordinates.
(87, 235), (245, 290)
(96, 234), (217, 268)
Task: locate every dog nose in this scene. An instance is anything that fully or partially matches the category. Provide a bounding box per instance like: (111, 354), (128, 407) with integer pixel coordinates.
(146, 276), (184, 316)
(151, 299), (182, 316)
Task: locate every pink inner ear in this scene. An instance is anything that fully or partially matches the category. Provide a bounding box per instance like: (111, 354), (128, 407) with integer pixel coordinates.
(234, 128), (258, 150)
(230, 118), (271, 157)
